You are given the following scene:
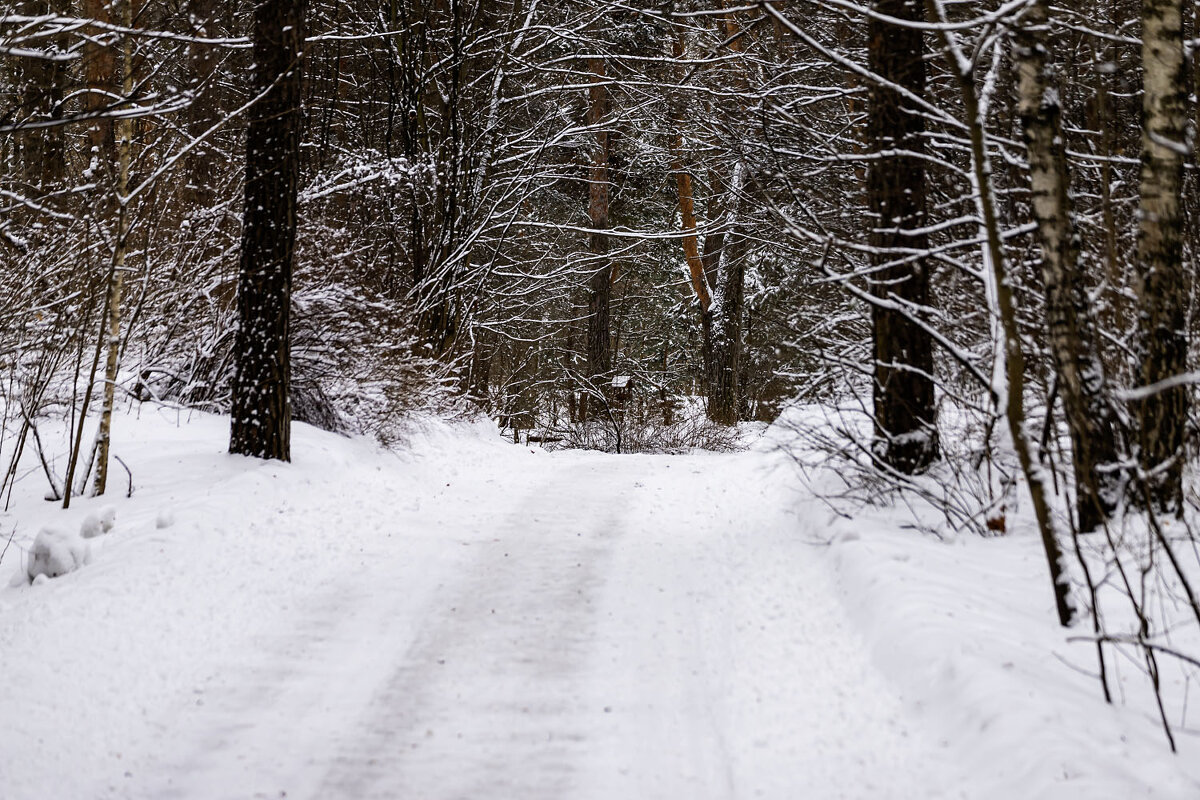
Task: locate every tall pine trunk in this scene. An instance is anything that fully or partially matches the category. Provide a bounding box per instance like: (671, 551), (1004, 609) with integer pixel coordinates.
(14, 0), (67, 194)
(584, 55), (612, 415)
(704, 5), (751, 426)
(229, 0), (306, 461)
(866, 0), (939, 473)
(1014, 0), (1120, 532)
(668, 31), (713, 316)
(82, 0), (117, 164)
(1134, 0), (1189, 513)
(706, 163), (746, 426)
(185, 0), (220, 209)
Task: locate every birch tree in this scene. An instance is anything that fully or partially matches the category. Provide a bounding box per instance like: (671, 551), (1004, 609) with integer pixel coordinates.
(93, 0), (136, 496)
(1133, 0), (1189, 514)
(1013, 0), (1120, 532)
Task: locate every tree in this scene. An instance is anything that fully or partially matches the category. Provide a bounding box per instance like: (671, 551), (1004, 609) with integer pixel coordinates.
(668, 32), (712, 318)
(703, 6), (751, 426)
(184, 0), (221, 209)
(93, 0), (136, 496)
(229, 0), (306, 461)
(10, 0), (66, 192)
(705, 161), (747, 426)
(1133, 0), (1189, 514)
(584, 54), (613, 414)
(866, 0), (939, 473)
(1013, 0), (1120, 532)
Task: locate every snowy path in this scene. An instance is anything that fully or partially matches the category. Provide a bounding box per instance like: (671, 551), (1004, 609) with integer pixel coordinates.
(135, 450), (964, 799)
(0, 417), (974, 800)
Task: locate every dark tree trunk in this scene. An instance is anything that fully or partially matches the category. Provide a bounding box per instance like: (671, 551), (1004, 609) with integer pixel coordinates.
(229, 0), (306, 461)
(707, 259), (745, 426)
(14, 0), (67, 194)
(465, 337), (492, 406)
(584, 56), (612, 409)
(702, 5), (750, 426)
(1014, 0), (1121, 532)
(699, 227), (725, 402)
(82, 0), (117, 167)
(1134, 0), (1190, 514)
(185, 0), (220, 208)
(706, 164), (747, 427)
(866, 0), (939, 473)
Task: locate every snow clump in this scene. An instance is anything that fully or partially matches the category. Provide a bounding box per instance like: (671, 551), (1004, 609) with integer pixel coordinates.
(79, 515), (102, 539)
(26, 527), (92, 582)
(79, 505), (117, 539)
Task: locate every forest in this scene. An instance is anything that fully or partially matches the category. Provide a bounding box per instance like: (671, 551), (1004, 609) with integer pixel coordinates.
(4, 0), (1200, 792)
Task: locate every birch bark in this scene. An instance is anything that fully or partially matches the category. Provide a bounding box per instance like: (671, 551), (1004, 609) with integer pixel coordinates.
(1134, 0), (1190, 514)
(1014, 0), (1121, 532)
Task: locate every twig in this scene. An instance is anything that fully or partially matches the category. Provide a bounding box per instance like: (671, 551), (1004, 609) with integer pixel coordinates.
(0, 524), (15, 567)
(25, 415), (62, 501)
(114, 454), (133, 498)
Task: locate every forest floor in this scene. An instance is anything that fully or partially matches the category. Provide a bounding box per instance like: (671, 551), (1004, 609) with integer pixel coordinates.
(0, 409), (1197, 799)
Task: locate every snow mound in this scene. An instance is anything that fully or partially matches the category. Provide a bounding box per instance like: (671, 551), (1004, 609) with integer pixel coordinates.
(79, 515), (102, 539)
(79, 506), (117, 539)
(26, 527), (92, 581)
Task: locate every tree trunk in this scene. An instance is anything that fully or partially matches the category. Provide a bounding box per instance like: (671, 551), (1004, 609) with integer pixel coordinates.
(668, 31), (713, 314)
(229, 0), (306, 461)
(931, 9), (1074, 626)
(82, 0), (117, 166)
(703, 5), (751, 426)
(1014, 0), (1121, 532)
(185, 0), (220, 208)
(1134, 0), (1189, 514)
(94, 0), (136, 496)
(13, 0), (67, 193)
(666, 26), (723, 415)
(866, 0), (939, 473)
(584, 55), (612, 410)
(706, 162), (746, 426)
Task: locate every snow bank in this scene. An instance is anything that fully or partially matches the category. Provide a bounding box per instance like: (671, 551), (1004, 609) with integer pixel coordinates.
(815, 498), (1200, 799)
(765, 402), (1200, 798)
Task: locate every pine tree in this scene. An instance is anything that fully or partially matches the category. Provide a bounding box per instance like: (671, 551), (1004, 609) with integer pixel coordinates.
(229, 0), (306, 461)
(866, 0), (939, 473)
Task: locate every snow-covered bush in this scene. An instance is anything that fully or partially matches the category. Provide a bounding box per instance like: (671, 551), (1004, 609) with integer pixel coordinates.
(539, 395), (739, 455)
(122, 150), (470, 442)
(129, 279), (465, 442)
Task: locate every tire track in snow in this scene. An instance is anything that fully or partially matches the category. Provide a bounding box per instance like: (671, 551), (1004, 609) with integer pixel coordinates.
(315, 459), (638, 799)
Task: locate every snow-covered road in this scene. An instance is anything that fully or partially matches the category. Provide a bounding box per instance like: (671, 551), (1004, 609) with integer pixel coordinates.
(0, 416), (967, 799)
(137, 449), (964, 799)
(3, 414), (1195, 799)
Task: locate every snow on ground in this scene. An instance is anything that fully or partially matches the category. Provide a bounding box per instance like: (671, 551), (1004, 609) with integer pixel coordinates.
(814, 497), (1200, 799)
(0, 407), (1196, 799)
